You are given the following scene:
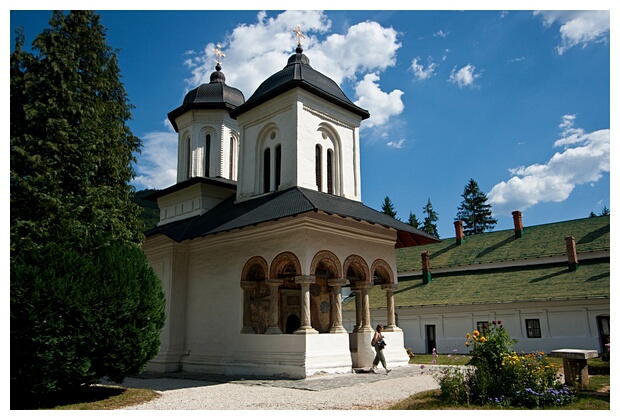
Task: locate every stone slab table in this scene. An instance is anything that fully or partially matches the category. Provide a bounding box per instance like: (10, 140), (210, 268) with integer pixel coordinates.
(550, 349), (599, 387)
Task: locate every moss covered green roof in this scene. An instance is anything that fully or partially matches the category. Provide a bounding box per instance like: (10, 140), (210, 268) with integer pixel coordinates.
(343, 216), (610, 310)
(342, 259), (610, 310)
(396, 216), (610, 272)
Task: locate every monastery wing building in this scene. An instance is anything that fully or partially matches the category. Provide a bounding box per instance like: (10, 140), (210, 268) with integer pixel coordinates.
(143, 37), (439, 378)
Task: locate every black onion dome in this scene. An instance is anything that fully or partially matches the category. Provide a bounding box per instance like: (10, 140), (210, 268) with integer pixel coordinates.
(230, 46), (369, 120)
(168, 63), (245, 132)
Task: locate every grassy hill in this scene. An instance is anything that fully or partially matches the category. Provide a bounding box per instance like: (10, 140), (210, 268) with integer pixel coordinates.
(132, 189), (160, 232)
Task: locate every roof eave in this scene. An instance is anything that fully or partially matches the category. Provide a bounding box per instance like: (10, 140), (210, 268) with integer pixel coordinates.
(230, 80), (369, 120)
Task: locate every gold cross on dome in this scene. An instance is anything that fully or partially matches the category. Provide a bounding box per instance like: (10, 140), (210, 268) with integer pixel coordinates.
(292, 25), (305, 46)
(212, 44), (226, 64)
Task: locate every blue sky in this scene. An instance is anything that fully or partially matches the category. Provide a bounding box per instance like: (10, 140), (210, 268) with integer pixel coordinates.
(7, 3), (614, 239)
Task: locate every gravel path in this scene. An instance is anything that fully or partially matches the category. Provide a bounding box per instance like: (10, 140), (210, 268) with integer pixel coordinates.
(114, 366), (441, 410)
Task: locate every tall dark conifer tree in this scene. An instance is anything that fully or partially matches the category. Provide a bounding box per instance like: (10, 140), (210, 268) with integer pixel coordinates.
(381, 195), (398, 219)
(10, 12), (165, 404)
(10, 10), (143, 257)
(455, 178), (497, 235)
(422, 198), (439, 238)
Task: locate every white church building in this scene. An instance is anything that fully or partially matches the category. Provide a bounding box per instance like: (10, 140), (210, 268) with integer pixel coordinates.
(143, 36), (439, 379)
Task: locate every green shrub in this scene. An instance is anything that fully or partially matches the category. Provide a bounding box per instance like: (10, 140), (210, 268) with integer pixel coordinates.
(436, 366), (474, 405)
(434, 320), (575, 408)
(10, 242), (166, 408)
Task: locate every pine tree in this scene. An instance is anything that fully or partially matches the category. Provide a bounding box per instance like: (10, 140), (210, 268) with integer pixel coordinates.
(10, 11), (165, 403)
(455, 179), (497, 236)
(11, 11), (143, 257)
(407, 211), (420, 228)
(422, 198), (439, 238)
(381, 195), (398, 219)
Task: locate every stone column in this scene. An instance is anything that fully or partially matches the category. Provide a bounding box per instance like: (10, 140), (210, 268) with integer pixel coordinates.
(265, 278), (283, 334)
(382, 283), (401, 332)
(240, 281), (256, 334)
(357, 282), (374, 332)
(294, 275), (318, 334)
(328, 278), (348, 333)
(352, 284), (362, 332)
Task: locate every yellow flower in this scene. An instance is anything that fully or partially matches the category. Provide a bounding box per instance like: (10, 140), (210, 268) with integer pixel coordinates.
(465, 342), (470, 347)
(466, 333), (471, 339)
(473, 330), (480, 337)
(480, 336), (487, 343)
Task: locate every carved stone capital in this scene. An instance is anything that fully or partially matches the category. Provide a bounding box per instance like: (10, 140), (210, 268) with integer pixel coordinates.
(327, 278), (347, 288)
(294, 275), (316, 285)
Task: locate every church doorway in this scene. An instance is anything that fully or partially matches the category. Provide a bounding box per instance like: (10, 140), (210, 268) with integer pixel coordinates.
(286, 314), (301, 334)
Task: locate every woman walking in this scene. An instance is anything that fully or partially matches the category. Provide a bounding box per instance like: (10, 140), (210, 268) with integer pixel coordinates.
(371, 324), (391, 374)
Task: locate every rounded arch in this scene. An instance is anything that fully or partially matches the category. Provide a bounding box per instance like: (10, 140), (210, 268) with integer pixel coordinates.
(270, 251), (302, 279)
(241, 256), (269, 282)
(309, 250), (342, 279)
(199, 126), (218, 177)
(229, 131), (240, 180)
(371, 259), (394, 285)
(317, 123), (342, 195)
(178, 130), (192, 181)
(255, 123), (281, 194)
(343, 254), (370, 285)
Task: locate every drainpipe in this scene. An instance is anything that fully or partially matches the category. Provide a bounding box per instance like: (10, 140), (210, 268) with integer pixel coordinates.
(421, 251), (432, 284)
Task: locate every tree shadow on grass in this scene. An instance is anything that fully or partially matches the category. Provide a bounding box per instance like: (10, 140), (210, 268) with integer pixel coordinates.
(11, 384), (125, 410)
(528, 269), (567, 283)
(586, 271), (609, 282)
(476, 236), (515, 260)
(577, 224), (609, 245)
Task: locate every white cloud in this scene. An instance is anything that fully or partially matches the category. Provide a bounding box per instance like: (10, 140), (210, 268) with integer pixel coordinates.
(132, 120), (178, 190)
(487, 116), (610, 215)
(533, 10), (610, 55)
(184, 11), (401, 108)
(354, 73), (404, 128)
(448, 64), (481, 88)
(410, 56), (437, 81)
(386, 139), (405, 149)
(434, 29), (448, 38)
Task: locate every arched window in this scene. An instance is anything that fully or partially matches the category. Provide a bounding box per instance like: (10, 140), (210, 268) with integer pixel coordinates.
(263, 148), (271, 193)
(185, 136), (191, 180)
(315, 145), (322, 191)
(229, 135), (236, 180)
(204, 134), (211, 177)
(275, 144), (281, 190)
(327, 148), (334, 194)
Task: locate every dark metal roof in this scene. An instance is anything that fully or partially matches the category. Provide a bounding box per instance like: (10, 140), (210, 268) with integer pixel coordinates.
(168, 64), (245, 132)
(230, 46), (370, 120)
(142, 177), (237, 202)
(146, 186), (439, 248)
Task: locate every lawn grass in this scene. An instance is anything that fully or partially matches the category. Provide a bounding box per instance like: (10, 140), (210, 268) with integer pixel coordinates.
(409, 353), (472, 366)
(14, 385), (160, 410)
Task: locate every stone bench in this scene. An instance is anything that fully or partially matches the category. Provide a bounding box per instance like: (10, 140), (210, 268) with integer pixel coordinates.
(551, 349), (599, 387)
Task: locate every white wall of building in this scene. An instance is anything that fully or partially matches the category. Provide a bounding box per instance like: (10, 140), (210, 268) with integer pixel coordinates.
(144, 212), (405, 377)
(343, 299), (609, 356)
(235, 89), (363, 203)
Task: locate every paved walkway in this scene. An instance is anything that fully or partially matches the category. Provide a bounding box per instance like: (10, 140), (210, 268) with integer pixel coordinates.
(113, 364), (437, 392)
(103, 365), (444, 410)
